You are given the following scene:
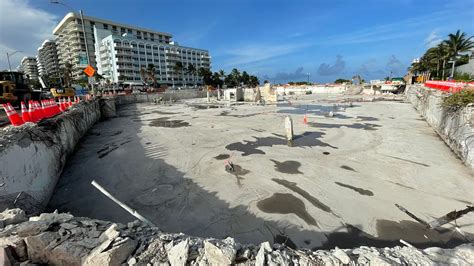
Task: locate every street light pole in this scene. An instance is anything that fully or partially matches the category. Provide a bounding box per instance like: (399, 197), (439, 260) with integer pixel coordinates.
(6, 51), (22, 71)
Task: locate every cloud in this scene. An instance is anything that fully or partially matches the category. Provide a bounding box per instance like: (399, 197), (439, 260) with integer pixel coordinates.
(317, 55), (345, 76)
(424, 30), (442, 48)
(221, 42), (309, 67)
(0, 0), (58, 70)
(261, 67), (308, 83)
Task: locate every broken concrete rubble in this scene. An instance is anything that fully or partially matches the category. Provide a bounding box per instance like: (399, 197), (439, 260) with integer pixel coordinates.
(0, 209), (473, 265)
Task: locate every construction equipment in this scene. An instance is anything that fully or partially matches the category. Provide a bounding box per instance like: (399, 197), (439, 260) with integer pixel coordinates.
(0, 71), (40, 105)
(50, 87), (76, 98)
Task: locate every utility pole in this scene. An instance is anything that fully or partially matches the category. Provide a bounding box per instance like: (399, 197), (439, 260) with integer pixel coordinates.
(6, 51), (22, 71)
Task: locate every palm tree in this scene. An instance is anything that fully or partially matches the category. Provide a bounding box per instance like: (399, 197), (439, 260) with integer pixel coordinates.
(218, 69), (225, 87)
(187, 64), (197, 87)
(173, 61), (184, 87)
(146, 63), (157, 87)
(443, 30), (474, 78)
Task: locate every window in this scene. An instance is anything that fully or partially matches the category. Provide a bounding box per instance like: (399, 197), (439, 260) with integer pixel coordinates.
(139, 44), (144, 48)
(128, 29), (132, 34)
(103, 24), (108, 29)
(112, 26), (117, 31)
(90, 21), (95, 26)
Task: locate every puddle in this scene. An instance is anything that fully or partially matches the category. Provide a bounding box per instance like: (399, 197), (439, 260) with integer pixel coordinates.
(323, 152), (330, 155)
(149, 117), (190, 128)
(376, 219), (473, 247)
(390, 181), (415, 190)
(319, 220), (473, 249)
(188, 104), (222, 110)
(335, 182), (373, 196)
(214, 154), (230, 160)
(357, 116), (379, 121)
(219, 111), (265, 118)
(308, 122), (381, 131)
(272, 179), (332, 213)
(225, 164), (250, 187)
(340, 165), (356, 172)
(277, 103), (351, 117)
(270, 160), (302, 174)
(226, 133), (337, 156)
(385, 155), (429, 167)
(257, 193), (318, 226)
(152, 110), (179, 115)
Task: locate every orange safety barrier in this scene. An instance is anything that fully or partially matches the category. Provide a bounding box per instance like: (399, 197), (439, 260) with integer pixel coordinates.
(2, 103), (24, 126)
(21, 102), (31, 123)
(424, 81), (474, 93)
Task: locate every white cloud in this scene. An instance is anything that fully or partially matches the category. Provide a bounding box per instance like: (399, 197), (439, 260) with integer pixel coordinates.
(424, 30), (442, 48)
(0, 0), (58, 70)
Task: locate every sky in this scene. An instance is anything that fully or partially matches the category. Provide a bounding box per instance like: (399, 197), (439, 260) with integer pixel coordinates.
(0, 0), (473, 83)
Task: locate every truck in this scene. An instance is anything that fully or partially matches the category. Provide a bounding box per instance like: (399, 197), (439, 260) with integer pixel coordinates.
(0, 71), (41, 106)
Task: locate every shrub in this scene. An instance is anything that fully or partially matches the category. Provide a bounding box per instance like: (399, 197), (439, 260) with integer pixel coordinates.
(441, 89), (474, 111)
(305, 90), (312, 94)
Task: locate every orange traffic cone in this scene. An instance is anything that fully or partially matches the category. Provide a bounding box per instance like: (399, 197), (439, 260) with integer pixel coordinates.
(35, 101), (45, 121)
(20, 102), (31, 122)
(303, 114), (308, 124)
(2, 103), (24, 126)
(28, 101), (38, 122)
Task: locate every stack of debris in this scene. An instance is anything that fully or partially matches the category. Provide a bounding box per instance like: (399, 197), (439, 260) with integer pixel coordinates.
(0, 209), (472, 265)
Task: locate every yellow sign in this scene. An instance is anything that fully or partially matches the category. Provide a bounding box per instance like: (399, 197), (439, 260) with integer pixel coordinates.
(84, 65), (96, 77)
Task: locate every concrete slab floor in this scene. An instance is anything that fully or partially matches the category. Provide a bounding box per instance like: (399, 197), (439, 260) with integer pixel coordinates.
(48, 94), (474, 250)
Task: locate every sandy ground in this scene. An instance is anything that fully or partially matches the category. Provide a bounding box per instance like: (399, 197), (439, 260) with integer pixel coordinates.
(48, 93), (474, 249)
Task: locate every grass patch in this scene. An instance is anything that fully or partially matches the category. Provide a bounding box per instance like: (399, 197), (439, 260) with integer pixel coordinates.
(441, 89), (474, 111)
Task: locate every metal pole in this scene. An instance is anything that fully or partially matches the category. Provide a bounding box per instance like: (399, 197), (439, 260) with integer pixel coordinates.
(6, 53), (12, 71)
(91, 180), (155, 226)
(79, 10), (91, 65)
(450, 60), (456, 78)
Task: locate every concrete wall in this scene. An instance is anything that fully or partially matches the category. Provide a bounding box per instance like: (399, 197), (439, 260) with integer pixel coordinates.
(275, 85), (347, 95)
(0, 100), (101, 213)
(113, 90), (211, 105)
(405, 85), (474, 170)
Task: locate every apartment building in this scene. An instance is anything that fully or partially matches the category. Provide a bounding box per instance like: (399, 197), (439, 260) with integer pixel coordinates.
(94, 28), (210, 85)
(53, 12), (211, 85)
(20, 57), (39, 80)
(37, 40), (60, 77)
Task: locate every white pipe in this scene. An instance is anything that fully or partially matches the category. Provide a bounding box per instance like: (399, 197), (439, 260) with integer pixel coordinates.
(91, 180), (155, 226)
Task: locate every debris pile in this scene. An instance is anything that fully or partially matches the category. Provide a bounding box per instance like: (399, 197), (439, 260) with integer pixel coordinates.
(0, 209), (473, 265)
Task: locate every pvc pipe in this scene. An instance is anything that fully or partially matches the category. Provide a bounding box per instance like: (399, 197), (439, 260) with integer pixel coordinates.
(91, 180), (155, 226)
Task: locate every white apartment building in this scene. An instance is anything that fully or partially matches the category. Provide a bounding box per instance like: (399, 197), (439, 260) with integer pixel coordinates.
(37, 40), (60, 77)
(20, 57), (39, 80)
(53, 12), (211, 85)
(94, 28), (210, 85)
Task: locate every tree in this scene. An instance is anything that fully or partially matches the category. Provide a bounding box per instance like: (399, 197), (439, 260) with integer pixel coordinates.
(198, 67), (213, 85)
(146, 63), (157, 87)
(248, 75), (259, 87)
(334, 79), (350, 84)
(173, 61), (185, 87)
(187, 64), (197, 86)
(240, 71), (250, 85)
(444, 30), (474, 78)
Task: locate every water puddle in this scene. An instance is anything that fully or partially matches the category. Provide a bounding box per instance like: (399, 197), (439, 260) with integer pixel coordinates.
(152, 110), (180, 115)
(214, 154), (230, 160)
(323, 152), (330, 155)
(257, 193), (318, 226)
(390, 181), (415, 190)
(357, 116), (379, 121)
(272, 179), (332, 213)
(385, 155), (429, 167)
(335, 182), (373, 196)
(149, 117), (190, 128)
(188, 104), (222, 110)
(270, 160), (302, 174)
(308, 122), (381, 131)
(226, 132), (337, 156)
(340, 165), (357, 172)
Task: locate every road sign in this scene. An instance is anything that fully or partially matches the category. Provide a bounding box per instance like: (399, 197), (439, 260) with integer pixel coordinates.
(84, 65), (96, 77)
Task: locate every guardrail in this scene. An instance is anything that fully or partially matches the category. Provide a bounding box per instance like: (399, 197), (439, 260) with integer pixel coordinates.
(424, 81), (474, 93)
